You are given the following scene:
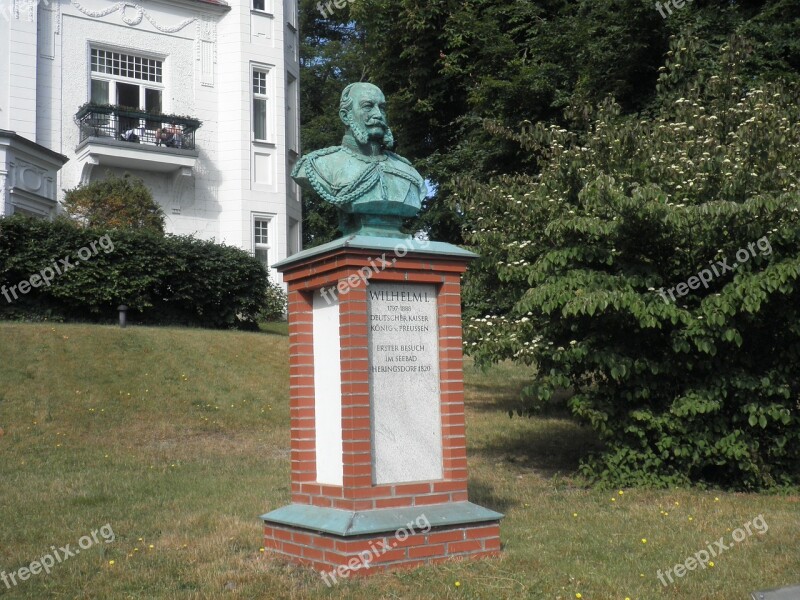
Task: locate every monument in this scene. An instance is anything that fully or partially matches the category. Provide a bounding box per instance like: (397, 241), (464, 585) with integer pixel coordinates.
(261, 82), (503, 577)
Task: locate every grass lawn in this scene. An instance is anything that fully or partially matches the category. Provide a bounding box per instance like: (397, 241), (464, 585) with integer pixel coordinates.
(0, 322), (797, 599)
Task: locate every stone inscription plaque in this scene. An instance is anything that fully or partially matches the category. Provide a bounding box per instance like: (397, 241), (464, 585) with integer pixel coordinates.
(368, 282), (443, 484)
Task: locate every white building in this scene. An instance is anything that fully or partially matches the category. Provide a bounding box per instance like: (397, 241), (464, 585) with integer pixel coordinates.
(0, 0), (301, 284)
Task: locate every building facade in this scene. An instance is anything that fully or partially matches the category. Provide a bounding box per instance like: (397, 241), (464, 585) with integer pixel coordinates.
(0, 0), (301, 284)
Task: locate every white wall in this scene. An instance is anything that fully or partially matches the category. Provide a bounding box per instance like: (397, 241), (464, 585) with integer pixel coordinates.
(1, 0), (301, 287)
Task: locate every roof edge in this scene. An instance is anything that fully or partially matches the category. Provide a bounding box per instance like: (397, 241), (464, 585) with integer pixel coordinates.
(0, 130), (69, 165)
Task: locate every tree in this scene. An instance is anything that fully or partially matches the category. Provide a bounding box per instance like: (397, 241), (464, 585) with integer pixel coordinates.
(345, 0), (799, 243)
(350, 0), (671, 243)
(63, 172), (165, 233)
(461, 36), (800, 490)
(298, 0), (368, 247)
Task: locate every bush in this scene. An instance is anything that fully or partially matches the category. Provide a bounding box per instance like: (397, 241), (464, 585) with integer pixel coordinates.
(63, 172), (166, 233)
(259, 281), (288, 322)
(0, 216), (271, 328)
(460, 37), (800, 490)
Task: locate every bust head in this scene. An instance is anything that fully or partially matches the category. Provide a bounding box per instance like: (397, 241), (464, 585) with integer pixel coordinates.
(339, 82), (395, 151)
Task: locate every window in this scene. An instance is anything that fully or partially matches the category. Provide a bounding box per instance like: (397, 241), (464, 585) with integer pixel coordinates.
(89, 48), (163, 120)
(286, 73), (298, 152)
(288, 217), (300, 255)
(285, 0), (297, 28)
(255, 219), (269, 245)
(254, 217), (271, 268)
(91, 49), (162, 82)
(253, 0), (266, 11)
(253, 69), (269, 141)
(287, 156), (299, 201)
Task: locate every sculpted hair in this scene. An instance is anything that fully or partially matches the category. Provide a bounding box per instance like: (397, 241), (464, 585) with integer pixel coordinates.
(339, 82), (382, 115)
(339, 82), (396, 149)
(339, 83), (358, 115)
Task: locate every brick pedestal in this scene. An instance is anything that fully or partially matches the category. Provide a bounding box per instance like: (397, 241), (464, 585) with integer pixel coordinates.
(262, 236), (503, 576)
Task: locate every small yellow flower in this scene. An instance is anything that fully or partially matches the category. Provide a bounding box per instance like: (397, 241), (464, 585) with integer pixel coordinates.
(641, 538), (647, 544)
(674, 501), (679, 506)
(611, 498), (616, 502)
(259, 547), (265, 553)
(714, 497), (720, 502)
(688, 516), (693, 521)
(618, 490), (624, 495)
(573, 513), (578, 518)
(575, 594), (582, 599)
(454, 581), (461, 587)
(709, 561), (715, 567)
(149, 544), (154, 549)
(108, 560), (115, 565)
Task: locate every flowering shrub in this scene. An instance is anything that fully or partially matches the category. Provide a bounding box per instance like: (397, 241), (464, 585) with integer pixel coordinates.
(459, 36), (800, 489)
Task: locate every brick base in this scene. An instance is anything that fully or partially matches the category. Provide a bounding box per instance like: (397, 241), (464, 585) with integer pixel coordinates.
(262, 521), (501, 579)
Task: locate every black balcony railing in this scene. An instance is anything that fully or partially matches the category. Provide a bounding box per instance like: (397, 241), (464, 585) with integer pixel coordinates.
(76, 104), (201, 151)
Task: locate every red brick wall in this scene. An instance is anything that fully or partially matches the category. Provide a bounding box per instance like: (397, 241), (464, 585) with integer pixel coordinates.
(262, 521), (501, 576)
(282, 249), (472, 509)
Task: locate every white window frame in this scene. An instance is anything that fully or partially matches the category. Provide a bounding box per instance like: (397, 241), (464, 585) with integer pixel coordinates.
(251, 65), (274, 144)
(285, 0), (297, 29)
(88, 45), (166, 111)
(288, 216), (301, 256)
(286, 72), (298, 153)
(252, 0), (273, 14)
(253, 213), (275, 269)
(287, 155), (299, 201)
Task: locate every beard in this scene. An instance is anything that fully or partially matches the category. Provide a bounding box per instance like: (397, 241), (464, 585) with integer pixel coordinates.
(347, 115), (395, 150)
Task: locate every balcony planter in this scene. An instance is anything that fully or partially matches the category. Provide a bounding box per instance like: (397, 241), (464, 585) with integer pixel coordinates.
(75, 104), (202, 151)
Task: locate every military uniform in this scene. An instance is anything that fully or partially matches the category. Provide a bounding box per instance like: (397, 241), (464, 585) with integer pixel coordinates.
(292, 144), (426, 218)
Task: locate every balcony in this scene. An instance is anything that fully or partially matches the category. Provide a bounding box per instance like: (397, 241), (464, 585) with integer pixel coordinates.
(74, 104), (202, 181)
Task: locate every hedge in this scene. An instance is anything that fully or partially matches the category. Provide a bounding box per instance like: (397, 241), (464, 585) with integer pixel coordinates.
(0, 216), (283, 328)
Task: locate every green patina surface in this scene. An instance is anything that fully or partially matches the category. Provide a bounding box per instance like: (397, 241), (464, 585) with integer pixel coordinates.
(273, 234), (477, 271)
(291, 83), (427, 238)
(260, 502), (503, 537)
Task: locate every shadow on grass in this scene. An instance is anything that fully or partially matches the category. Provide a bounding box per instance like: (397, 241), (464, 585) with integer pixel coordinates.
(258, 321), (289, 336)
(467, 478), (517, 514)
(465, 364), (602, 481)
(465, 362), (577, 419)
(478, 420), (602, 479)
(466, 380), (532, 413)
